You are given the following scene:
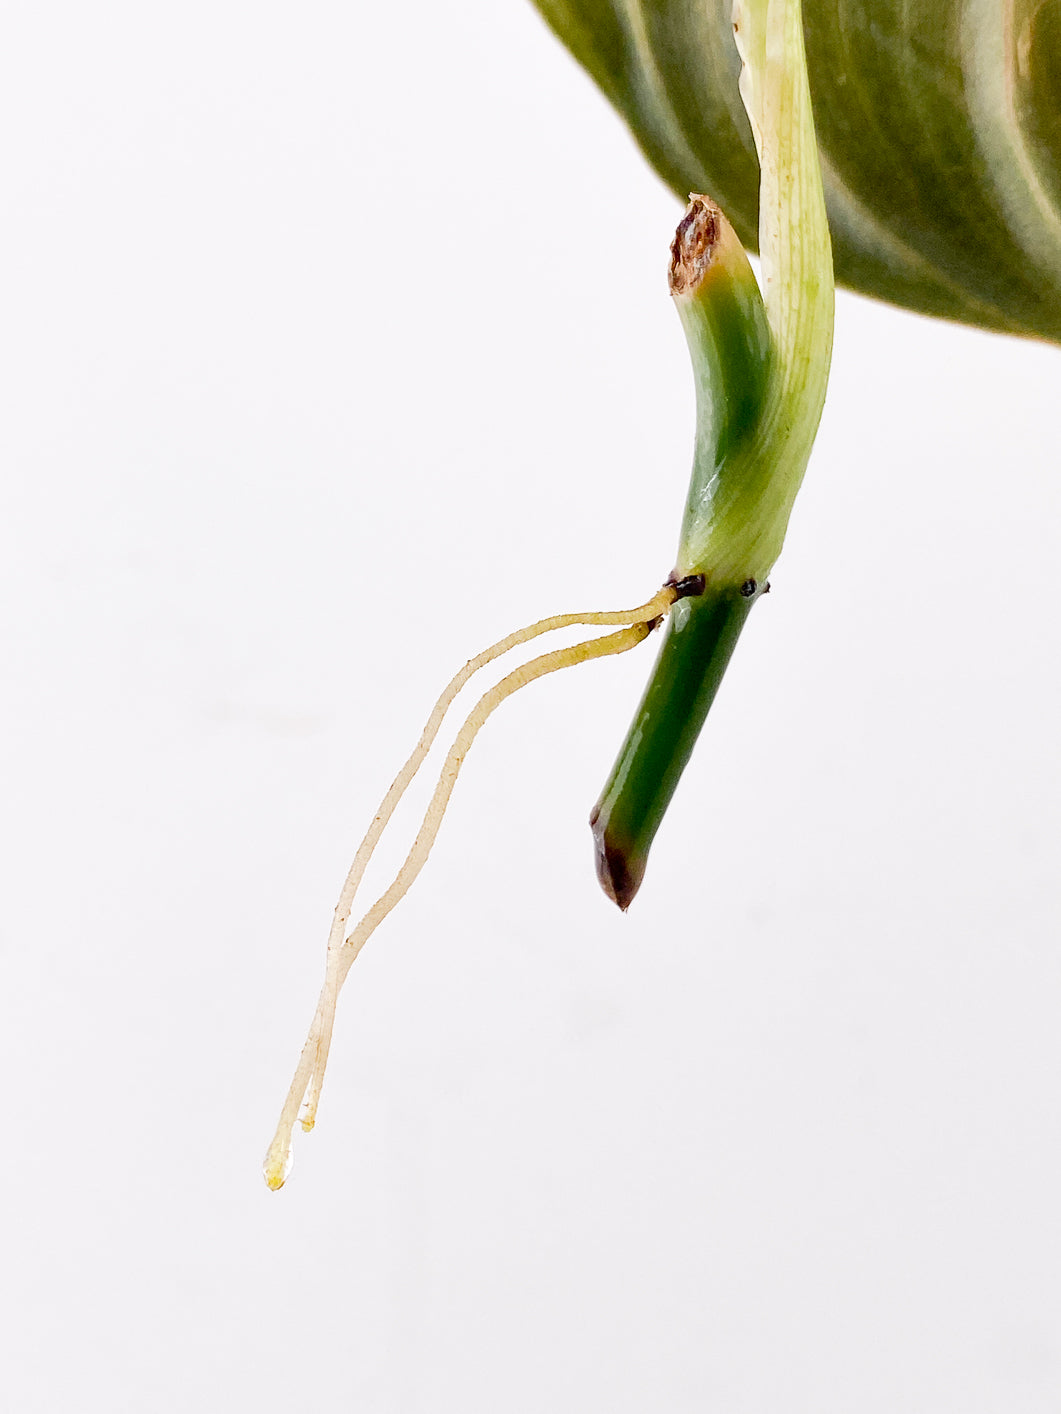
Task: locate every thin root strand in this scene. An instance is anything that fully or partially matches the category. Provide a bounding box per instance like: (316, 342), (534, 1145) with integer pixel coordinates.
(263, 584), (676, 1190)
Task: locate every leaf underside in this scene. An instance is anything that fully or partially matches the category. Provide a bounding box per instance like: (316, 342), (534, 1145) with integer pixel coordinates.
(530, 0), (1061, 342)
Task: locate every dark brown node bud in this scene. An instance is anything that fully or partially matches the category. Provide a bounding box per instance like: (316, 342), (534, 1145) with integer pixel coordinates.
(740, 579), (758, 598)
(666, 572), (707, 600)
(669, 195), (722, 296)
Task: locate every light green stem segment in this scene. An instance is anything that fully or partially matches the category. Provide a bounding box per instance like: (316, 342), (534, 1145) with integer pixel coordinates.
(681, 0), (834, 582)
(592, 0), (834, 907)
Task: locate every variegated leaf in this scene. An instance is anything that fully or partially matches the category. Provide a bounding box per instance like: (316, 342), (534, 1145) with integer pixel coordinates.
(530, 0), (1061, 341)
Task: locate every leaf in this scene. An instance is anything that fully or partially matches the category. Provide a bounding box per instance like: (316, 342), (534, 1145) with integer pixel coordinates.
(530, 0), (1061, 341)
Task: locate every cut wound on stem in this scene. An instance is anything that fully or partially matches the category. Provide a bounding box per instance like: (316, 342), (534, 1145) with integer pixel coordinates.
(668, 194), (722, 295)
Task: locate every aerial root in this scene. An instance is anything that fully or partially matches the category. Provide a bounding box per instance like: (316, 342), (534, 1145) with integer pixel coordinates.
(264, 583), (676, 1190)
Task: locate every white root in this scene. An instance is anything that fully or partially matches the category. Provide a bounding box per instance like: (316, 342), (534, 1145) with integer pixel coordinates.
(264, 585), (675, 1190)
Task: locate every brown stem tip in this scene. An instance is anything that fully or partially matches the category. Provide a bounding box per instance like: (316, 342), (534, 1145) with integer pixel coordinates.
(668, 194), (722, 296)
(591, 827), (643, 912)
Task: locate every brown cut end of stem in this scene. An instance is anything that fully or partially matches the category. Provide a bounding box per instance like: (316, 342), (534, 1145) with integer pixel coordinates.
(592, 829), (643, 912)
(668, 194), (722, 296)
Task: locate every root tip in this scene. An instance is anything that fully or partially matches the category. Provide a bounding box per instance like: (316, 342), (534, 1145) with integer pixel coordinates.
(263, 1139), (294, 1192)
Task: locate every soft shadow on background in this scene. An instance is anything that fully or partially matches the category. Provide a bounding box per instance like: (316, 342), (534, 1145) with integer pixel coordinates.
(1, 3), (1059, 1411)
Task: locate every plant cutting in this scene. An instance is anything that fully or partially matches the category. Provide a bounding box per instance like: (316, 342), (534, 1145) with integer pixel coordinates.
(266, 0), (1059, 1192)
(267, 0), (1061, 1191)
(266, 0), (834, 1189)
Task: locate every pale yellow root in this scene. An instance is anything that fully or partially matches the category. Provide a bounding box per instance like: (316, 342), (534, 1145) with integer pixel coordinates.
(321, 587), (677, 961)
(302, 584), (676, 1128)
(264, 587), (675, 1190)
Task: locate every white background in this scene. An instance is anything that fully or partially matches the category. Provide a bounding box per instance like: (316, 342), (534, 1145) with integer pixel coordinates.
(2, 3), (1059, 1411)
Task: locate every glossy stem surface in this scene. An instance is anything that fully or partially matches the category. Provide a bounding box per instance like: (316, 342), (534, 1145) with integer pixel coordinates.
(590, 584), (756, 909)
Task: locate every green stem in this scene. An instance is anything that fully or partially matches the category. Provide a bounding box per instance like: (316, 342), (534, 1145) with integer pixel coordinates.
(590, 580), (759, 909)
(589, 195), (771, 908)
(589, 0), (834, 908)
